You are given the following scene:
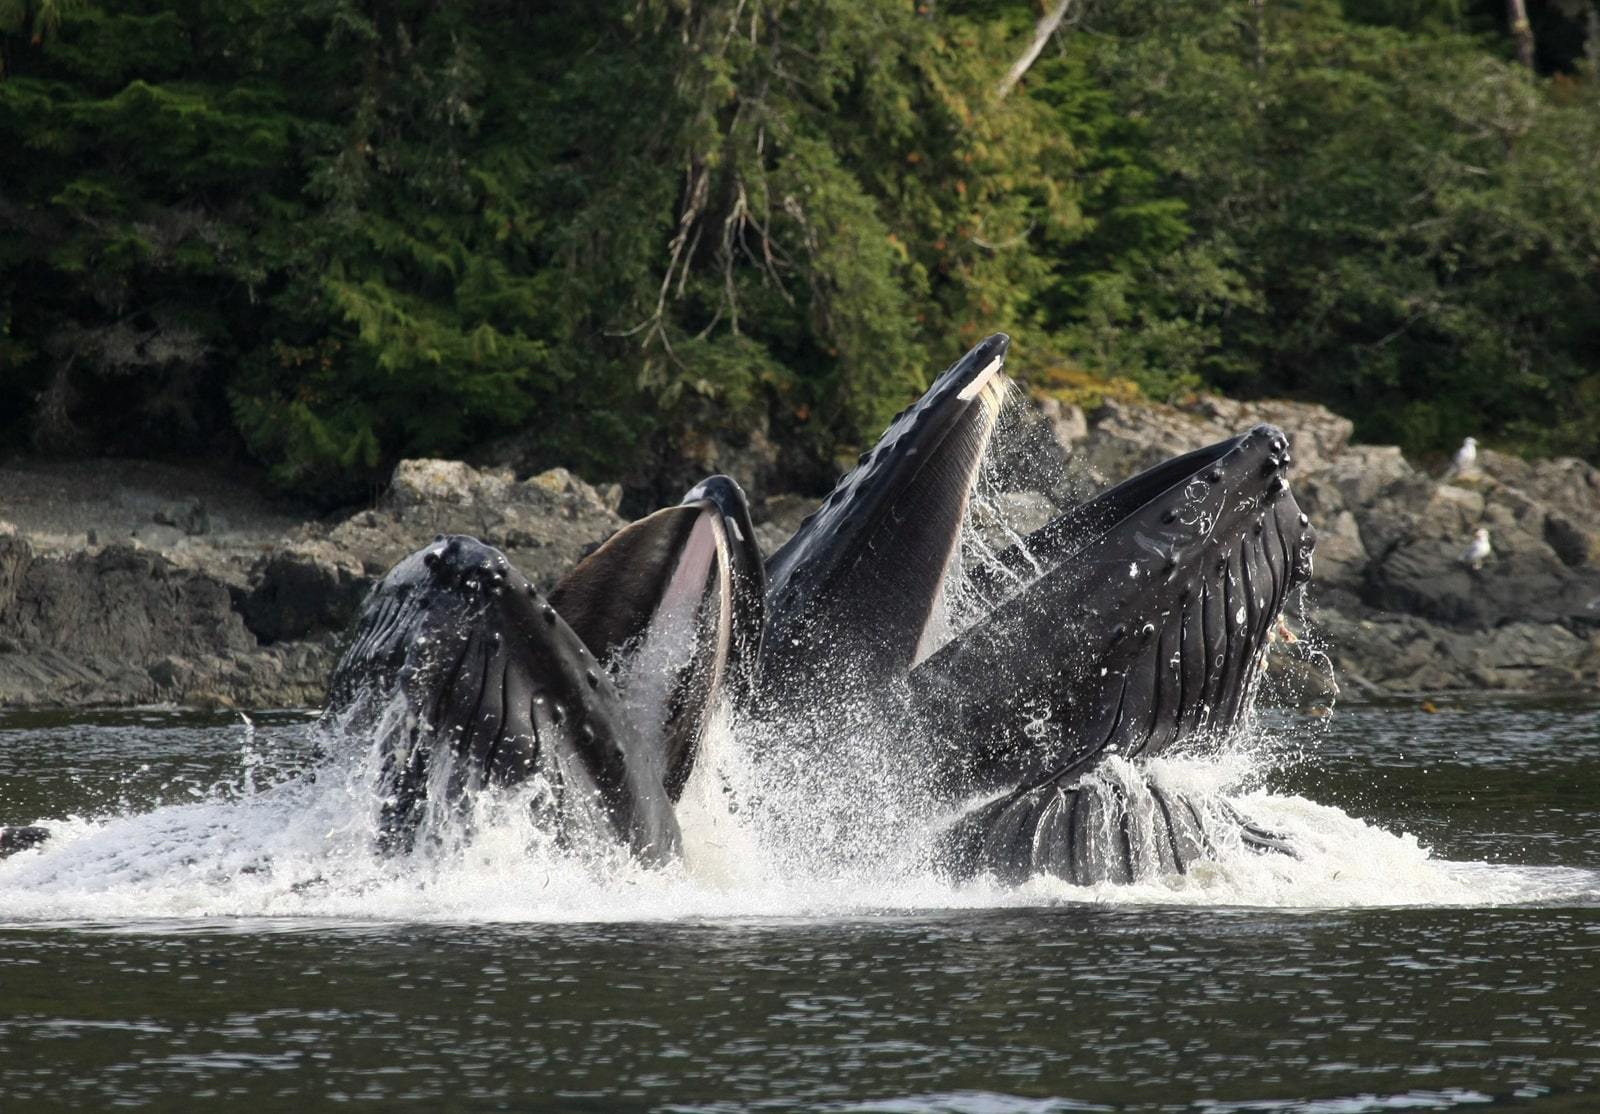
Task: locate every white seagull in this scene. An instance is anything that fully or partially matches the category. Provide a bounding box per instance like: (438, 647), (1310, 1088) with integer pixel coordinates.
(1451, 436), (1479, 477)
(1460, 526), (1492, 571)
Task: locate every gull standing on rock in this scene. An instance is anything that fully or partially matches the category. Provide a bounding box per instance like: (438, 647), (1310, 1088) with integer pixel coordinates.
(1460, 526), (1492, 571)
(1451, 436), (1479, 478)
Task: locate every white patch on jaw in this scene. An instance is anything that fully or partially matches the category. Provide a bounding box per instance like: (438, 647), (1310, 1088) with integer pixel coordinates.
(956, 355), (1004, 401)
(1129, 562), (1139, 578)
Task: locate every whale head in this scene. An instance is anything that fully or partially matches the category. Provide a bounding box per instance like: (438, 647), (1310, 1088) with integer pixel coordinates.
(325, 534), (681, 861)
(759, 333), (1012, 706)
(910, 423), (1317, 792)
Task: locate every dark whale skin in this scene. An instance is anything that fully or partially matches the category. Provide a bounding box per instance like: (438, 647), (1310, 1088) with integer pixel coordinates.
(911, 424), (1315, 794)
(758, 333), (1012, 706)
(913, 424), (1315, 885)
(0, 825), (52, 858)
(324, 534), (681, 862)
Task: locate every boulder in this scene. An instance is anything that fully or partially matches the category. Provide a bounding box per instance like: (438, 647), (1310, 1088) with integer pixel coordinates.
(1478, 449), (1600, 525)
(238, 548), (369, 645)
(0, 543), (255, 661)
(326, 460), (628, 592)
(1351, 444), (1600, 632)
(383, 458), (512, 509)
(0, 541), (265, 707)
(1037, 396), (1089, 447)
(1308, 510), (1367, 591)
(1077, 395), (1356, 488)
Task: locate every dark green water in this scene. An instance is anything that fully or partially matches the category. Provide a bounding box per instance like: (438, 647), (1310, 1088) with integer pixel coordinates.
(1, 701), (1598, 1112)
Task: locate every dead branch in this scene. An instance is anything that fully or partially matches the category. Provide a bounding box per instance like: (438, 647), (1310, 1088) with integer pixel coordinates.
(995, 0), (1076, 101)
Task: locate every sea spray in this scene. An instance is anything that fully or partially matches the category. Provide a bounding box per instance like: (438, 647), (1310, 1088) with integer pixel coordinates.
(2, 707), (1595, 923)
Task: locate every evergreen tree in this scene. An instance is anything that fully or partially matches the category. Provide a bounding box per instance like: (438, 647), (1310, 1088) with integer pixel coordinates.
(3, 0), (1596, 499)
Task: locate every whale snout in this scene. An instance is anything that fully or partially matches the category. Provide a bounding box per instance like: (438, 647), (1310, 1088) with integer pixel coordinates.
(418, 534), (517, 596)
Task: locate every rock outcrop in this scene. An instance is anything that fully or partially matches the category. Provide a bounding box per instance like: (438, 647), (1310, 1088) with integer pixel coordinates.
(0, 463), (626, 709)
(1037, 395), (1600, 699)
(0, 532), (331, 708)
(0, 394), (1595, 710)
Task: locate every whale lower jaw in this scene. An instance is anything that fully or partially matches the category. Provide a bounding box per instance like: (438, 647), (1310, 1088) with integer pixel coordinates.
(940, 770), (1296, 887)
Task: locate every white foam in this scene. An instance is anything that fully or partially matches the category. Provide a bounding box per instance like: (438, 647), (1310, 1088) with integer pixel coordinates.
(2, 713), (1593, 927)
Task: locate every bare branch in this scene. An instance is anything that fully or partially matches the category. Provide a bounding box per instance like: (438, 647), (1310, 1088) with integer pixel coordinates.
(996, 0), (1076, 101)
(970, 221), (1037, 252)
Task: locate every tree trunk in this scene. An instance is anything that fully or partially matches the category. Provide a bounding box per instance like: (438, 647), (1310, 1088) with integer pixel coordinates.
(1252, 0), (1267, 71)
(1507, 0), (1537, 71)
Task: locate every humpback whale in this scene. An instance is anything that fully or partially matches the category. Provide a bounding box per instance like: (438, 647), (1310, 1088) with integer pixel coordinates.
(749, 337), (1315, 883)
(320, 482), (766, 859)
(0, 336), (1317, 886)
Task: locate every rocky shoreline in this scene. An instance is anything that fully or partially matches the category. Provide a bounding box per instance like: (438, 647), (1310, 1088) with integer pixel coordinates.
(1, 396), (1597, 711)
(1041, 395), (1600, 702)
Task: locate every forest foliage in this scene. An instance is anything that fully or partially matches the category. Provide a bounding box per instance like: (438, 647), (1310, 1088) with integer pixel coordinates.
(2, 0), (1598, 502)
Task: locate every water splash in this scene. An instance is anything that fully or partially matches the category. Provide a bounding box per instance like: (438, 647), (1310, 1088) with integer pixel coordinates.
(2, 393), (1594, 924)
(3, 701), (1595, 926)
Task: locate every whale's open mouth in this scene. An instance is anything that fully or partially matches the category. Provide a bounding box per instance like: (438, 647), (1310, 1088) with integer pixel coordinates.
(24, 335), (1309, 892)
(551, 475), (766, 802)
(900, 424), (1317, 884)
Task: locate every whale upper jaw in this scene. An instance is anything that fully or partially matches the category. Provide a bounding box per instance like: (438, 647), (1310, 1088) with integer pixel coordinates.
(758, 333), (1012, 705)
(907, 422), (1317, 796)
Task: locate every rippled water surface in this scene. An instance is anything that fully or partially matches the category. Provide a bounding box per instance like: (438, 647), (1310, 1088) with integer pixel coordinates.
(2, 701), (1598, 1111)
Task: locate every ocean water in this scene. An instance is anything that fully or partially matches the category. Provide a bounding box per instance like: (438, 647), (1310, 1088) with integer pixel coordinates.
(0, 700), (1597, 1111)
